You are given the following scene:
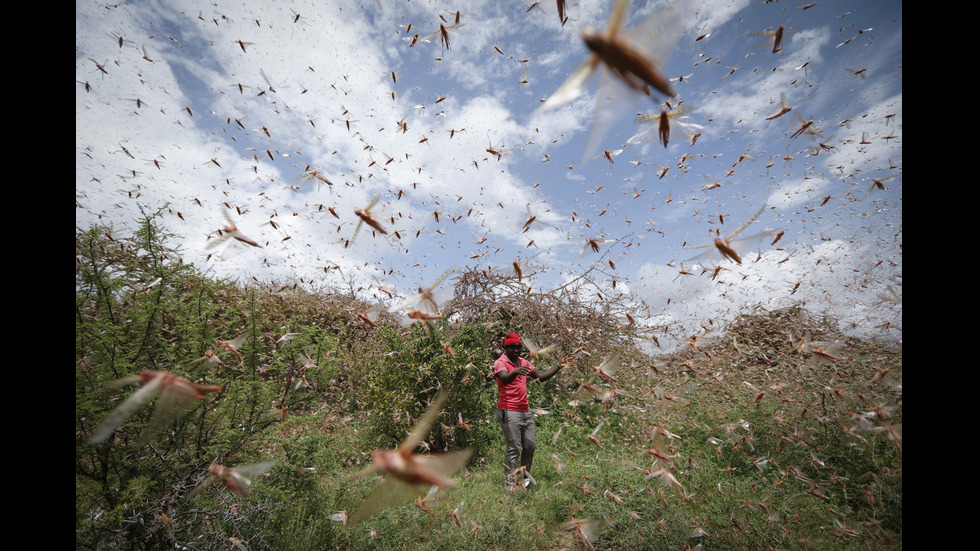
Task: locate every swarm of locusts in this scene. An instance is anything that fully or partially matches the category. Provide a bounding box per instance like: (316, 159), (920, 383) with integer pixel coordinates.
(77, 0), (901, 547)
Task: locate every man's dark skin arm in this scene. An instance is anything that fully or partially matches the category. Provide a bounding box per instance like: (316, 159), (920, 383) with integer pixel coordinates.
(496, 356), (574, 384)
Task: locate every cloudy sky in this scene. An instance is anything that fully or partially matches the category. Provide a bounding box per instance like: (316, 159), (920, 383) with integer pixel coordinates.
(76, 0), (902, 351)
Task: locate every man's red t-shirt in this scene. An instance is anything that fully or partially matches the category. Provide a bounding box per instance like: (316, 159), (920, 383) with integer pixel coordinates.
(493, 353), (535, 411)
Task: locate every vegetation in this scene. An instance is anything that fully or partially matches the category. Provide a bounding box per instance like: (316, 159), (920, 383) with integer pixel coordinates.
(77, 215), (902, 550)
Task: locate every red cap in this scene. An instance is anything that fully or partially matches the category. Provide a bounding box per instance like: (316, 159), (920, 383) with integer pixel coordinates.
(504, 333), (522, 346)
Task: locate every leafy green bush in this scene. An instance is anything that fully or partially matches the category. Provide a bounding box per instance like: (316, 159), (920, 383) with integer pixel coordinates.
(362, 320), (498, 459)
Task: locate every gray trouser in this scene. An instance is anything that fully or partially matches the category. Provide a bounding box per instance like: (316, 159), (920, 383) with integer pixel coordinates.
(496, 409), (535, 482)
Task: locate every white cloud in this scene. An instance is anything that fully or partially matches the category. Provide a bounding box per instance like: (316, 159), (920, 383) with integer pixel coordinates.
(77, 0), (901, 345)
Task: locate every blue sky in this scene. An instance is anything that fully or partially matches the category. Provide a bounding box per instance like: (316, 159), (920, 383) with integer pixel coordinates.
(76, 0), (902, 351)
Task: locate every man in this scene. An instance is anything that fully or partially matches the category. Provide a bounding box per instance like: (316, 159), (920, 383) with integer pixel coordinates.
(493, 333), (572, 489)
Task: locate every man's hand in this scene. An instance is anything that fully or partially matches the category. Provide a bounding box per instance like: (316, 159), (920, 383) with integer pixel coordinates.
(559, 356), (574, 368)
